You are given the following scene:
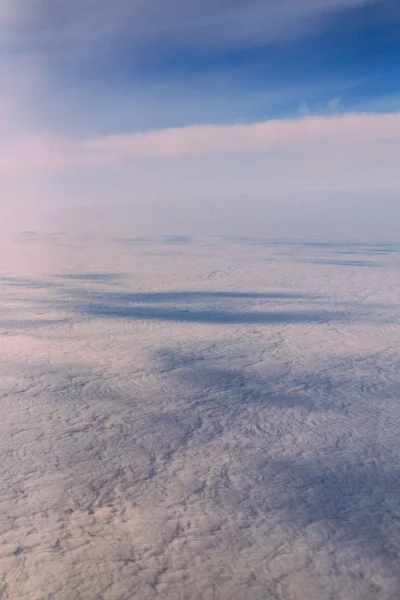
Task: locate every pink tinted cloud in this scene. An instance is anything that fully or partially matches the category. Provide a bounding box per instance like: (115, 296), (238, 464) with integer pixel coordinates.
(0, 132), (78, 174)
(1, 112), (400, 175)
(84, 112), (400, 158)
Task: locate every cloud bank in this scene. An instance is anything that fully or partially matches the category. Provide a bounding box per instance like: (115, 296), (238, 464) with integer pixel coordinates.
(1, 1), (399, 238)
(2, 112), (399, 171)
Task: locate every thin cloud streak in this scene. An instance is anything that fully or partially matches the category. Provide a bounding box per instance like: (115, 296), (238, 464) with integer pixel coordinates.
(2, 0), (381, 52)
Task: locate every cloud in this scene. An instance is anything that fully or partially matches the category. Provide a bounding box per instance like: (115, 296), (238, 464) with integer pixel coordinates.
(2, 0), (385, 54)
(1, 0), (397, 144)
(2, 238), (400, 598)
(84, 112), (400, 158)
(2, 112), (400, 175)
(1, 2), (399, 236)
(2, 111), (400, 240)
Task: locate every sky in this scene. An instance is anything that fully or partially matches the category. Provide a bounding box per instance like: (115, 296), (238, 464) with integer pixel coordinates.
(1, 0), (400, 237)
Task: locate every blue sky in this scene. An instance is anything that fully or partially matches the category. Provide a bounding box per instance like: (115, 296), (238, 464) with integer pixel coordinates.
(2, 0), (399, 133)
(1, 0), (400, 237)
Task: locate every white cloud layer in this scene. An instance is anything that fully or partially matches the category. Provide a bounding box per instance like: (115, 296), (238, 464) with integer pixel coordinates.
(1, 111), (399, 238)
(84, 112), (400, 158)
(1, 111), (400, 186)
(2, 111), (400, 168)
(1, 234), (400, 598)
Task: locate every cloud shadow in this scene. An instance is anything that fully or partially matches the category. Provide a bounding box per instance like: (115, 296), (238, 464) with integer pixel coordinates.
(253, 455), (400, 572)
(59, 273), (125, 283)
(56, 289), (338, 325)
(301, 259), (379, 267)
(153, 347), (315, 412)
(78, 303), (341, 325)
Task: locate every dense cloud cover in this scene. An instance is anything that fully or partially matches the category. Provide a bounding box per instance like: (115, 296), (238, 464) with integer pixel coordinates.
(1, 233), (400, 599)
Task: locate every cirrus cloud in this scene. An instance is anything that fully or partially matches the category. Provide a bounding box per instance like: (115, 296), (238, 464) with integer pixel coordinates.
(2, 0), (383, 52)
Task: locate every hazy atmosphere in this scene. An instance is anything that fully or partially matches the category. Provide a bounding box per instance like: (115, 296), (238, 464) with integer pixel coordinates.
(1, 1), (400, 599)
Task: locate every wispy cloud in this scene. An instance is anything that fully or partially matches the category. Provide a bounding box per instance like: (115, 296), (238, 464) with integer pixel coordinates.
(3, 0), (381, 51)
(1, 0), (398, 137)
